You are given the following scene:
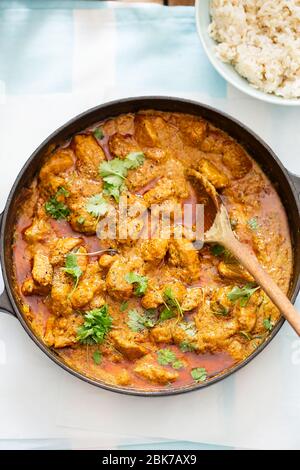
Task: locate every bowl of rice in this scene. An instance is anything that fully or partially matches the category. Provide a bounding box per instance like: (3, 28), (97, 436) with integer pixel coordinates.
(195, 0), (300, 105)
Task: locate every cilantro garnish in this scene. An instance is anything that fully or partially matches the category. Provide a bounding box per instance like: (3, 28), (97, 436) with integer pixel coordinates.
(191, 367), (207, 382)
(77, 305), (112, 345)
(45, 187), (70, 220)
(125, 272), (148, 296)
(227, 283), (260, 307)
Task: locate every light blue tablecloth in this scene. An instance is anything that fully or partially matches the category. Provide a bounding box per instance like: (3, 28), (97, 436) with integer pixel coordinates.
(0, 0), (299, 451)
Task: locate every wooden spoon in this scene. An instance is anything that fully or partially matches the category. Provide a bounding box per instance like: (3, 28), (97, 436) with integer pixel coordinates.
(205, 204), (300, 336)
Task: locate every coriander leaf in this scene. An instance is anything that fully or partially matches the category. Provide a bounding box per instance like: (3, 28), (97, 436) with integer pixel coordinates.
(63, 253), (83, 291)
(85, 194), (109, 218)
(93, 127), (104, 140)
(163, 287), (183, 317)
(191, 367), (207, 382)
(127, 309), (155, 332)
(93, 350), (102, 365)
(125, 272), (148, 296)
(77, 305), (112, 345)
(157, 348), (177, 366)
(99, 153), (144, 202)
(45, 187), (70, 220)
(172, 360), (184, 370)
(100, 159), (127, 179)
(247, 217), (259, 231)
(159, 307), (175, 322)
(263, 317), (274, 331)
(211, 244), (225, 256)
(157, 348), (185, 370)
(180, 341), (196, 353)
(56, 186), (69, 197)
(227, 283), (260, 307)
(211, 244), (234, 263)
(120, 301), (129, 312)
(124, 151), (145, 169)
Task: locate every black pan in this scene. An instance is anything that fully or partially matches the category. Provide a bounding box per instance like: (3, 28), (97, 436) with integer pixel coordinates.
(1, 97), (300, 396)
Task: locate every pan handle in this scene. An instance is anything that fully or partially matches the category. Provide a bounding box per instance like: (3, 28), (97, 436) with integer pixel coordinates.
(0, 288), (15, 316)
(0, 211), (16, 316)
(289, 172), (300, 201)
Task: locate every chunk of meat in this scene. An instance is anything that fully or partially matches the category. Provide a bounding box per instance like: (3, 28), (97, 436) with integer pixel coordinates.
(69, 195), (104, 235)
(182, 287), (202, 311)
(200, 129), (228, 154)
(134, 115), (160, 147)
(32, 253), (53, 287)
(74, 246), (89, 274)
(50, 237), (82, 265)
(126, 159), (161, 192)
(236, 306), (257, 332)
(70, 262), (105, 309)
(177, 116), (208, 146)
(21, 277), (50, 296)
(195, 314), (239, 354)
(139, 238), (169, 263)
(39, 148), (74, 195)
(50, 269), (73, 316)
(218, 261), (254, 283)
(227, 338), (247, 361)
(115, 370), (131, 386)
(108, 133), (140, 158)
(198, 159), (229, 189)
(110, 330), (148, 360)
(222, 142), (252, 179)
(168, 238), (200, 283)
(134, 356), (178, 384)
(44, 313), (83, 348)
(150, 319), (175, 343)
(144, 147), (168, 162)
(143, 177), (189, 206)
(24, 218), (52, 244)
(143, 178), (174, 206)
(99, 254), (118, 268)
(73, 134), (105, 179)
(89, 294), (106, 309)
(163, 280), (187, 304)
(106, 256), (144, 300)
(141, 279), (163, 309)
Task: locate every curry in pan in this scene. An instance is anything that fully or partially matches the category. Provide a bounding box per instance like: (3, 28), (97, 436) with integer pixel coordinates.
(13, 111), (292, 390)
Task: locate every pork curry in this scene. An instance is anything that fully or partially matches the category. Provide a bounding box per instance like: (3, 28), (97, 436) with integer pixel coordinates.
(12, 111), (293, 391)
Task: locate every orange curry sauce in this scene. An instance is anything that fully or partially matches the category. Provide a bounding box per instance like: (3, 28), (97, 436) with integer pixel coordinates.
(12, 111), (292, 391)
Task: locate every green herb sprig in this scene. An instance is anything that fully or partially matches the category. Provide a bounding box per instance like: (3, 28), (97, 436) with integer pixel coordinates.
(162, 287), (183, 318)
(77, 305), (112, 345)
(191, 367), (207, 382)
(127, 309), (156, 332)
(99, 152), (144, 202)
(125, 272), (148, 296)
(157, 348), (184, 370)
(85, 194), (110, 218)
(45, 187), (70, 220)
(63, 253), (83, 293)
(227, 283), (260, 307)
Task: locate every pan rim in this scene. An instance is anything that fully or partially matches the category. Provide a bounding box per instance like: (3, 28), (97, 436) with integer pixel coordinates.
(1, 95), (299, 396)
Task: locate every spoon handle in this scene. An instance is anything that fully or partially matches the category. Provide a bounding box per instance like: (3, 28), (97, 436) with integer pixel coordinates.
(224, 234), (300, 336)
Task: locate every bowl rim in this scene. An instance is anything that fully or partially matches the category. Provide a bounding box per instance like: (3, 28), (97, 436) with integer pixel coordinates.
(195, 0), (300, 107)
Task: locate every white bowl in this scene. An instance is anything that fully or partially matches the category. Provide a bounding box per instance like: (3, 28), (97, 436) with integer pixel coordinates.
(195, 0), (300, 106)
